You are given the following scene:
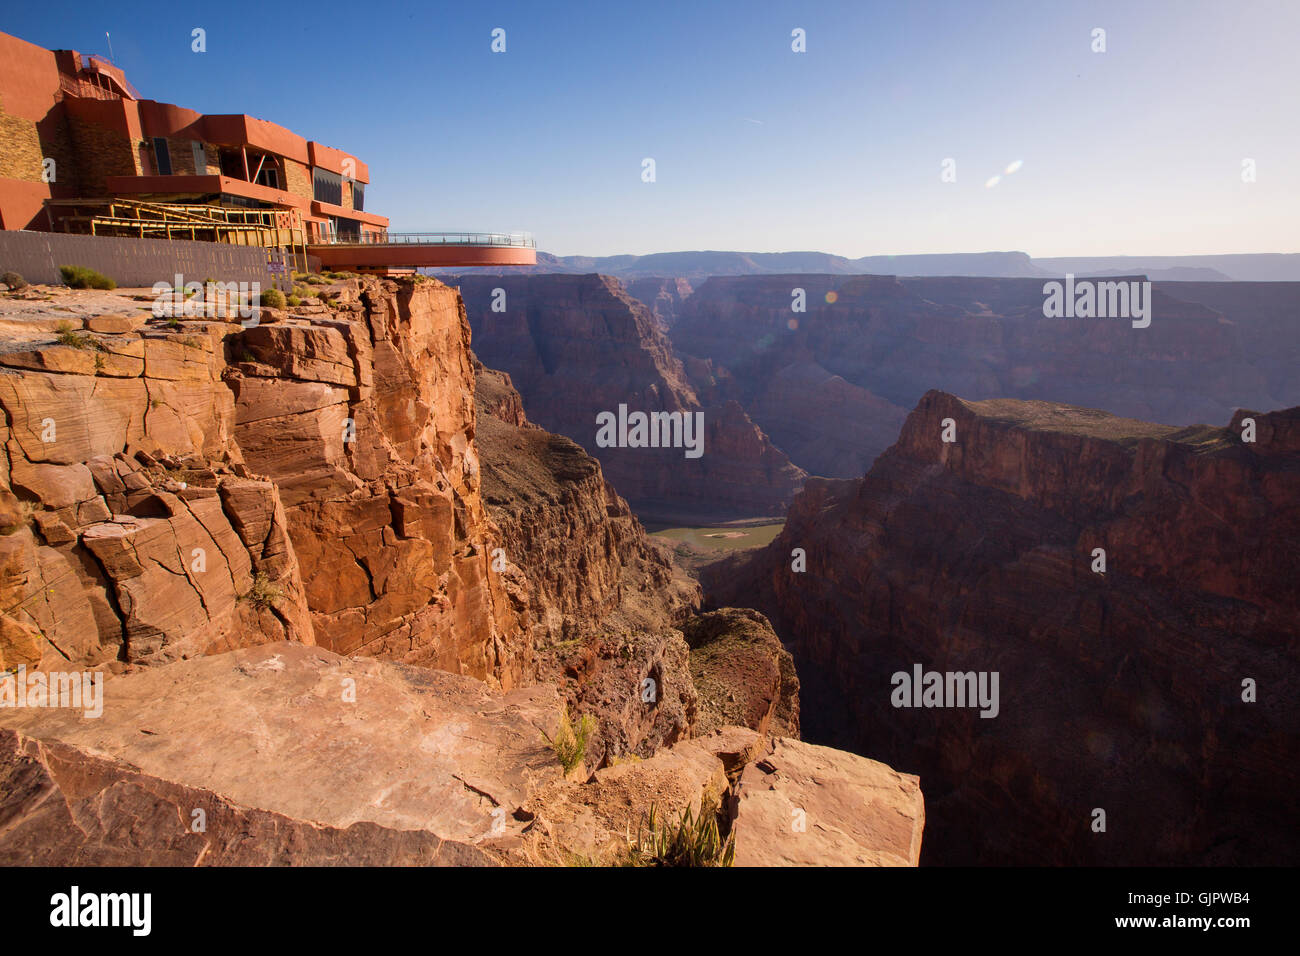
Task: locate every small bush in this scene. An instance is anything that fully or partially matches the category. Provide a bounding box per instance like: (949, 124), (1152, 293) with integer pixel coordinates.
(59, 265), (116, 290)
(54, 320), (93, 349)
(542, 708), (595, 774)
(2, 270), (27, 291)
(258, 288), (286, 309)
(624, 796), (735, 867)
(240, 571), (282, 609)
(286, 295), (302, 307)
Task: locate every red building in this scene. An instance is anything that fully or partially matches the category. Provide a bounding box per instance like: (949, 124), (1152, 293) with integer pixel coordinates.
(0, 30), (534, 270)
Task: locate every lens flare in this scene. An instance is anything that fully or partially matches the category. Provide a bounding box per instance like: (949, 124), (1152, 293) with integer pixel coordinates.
(1004, 159), (1023, 175)
(824, 291), (838, 304)
(984, 175), (1001, 189)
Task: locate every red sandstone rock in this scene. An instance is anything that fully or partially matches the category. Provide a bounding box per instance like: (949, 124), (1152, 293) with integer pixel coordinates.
(709, 392), (1300, 865)
(455, 273), (805, 520)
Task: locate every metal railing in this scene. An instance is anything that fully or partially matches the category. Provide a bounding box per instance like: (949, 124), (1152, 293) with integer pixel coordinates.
(309, 231), (535, 248)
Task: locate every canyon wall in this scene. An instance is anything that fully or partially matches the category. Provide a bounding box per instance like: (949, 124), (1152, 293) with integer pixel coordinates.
(474, 360), (701, 759)
(672, 274), (1300, 479)
(451, 273), (805, 521)
(0, 277), (521, 685)
(624, 277), (693, 329)
(707, 391), (1300, 865)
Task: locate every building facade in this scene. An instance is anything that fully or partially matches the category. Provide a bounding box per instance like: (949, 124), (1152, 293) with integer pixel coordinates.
(0, 30), (386, 241)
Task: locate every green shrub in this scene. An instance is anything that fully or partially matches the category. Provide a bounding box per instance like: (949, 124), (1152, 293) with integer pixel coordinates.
(54, 320), (93, 349)
(624, 796), (735, 867)
(542, 708), (595, 774)
(240, 571), (282, 609)
(2, 270), (27, 291)
(286, 295), (302, 307)
(258, 288), (286, 309)
(59, 265), (116, 290)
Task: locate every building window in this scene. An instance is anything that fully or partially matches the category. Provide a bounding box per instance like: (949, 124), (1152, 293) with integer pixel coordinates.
(255, 162), (280, 190)
(352, 182), (365, 212)
(153, 137), (172, 175)
(330, 215), (361, 241)
(191, 141), (205, 175)
(312, 167), (342, 206)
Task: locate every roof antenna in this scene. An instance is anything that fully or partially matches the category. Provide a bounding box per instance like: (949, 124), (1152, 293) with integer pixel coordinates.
(106, 32), (114, 61)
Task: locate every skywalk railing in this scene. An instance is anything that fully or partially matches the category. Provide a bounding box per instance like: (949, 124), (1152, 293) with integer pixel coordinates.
(310, 232), (535, 248)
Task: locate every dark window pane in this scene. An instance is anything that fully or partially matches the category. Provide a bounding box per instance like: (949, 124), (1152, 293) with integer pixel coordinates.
(153, 137), (172, 176)
(313, 167), (342, 205)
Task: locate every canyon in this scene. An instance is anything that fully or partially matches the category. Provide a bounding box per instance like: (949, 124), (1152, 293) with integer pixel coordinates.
(451, 273), (805, 521)
(0, 273), (913, 866)
(668, 274), (1300, 479)
(2, 263), (1295, 868)
(704, 390), (1300, 865)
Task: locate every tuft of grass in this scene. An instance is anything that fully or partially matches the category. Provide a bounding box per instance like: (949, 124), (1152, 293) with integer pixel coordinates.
(541, 708), (595, 774)
(286, 294), (302, 307)
(240, 571), (282, 609)
(54, 320), (93, 349)
(59, 265), (116, 290)
(624, 795), (735, 867)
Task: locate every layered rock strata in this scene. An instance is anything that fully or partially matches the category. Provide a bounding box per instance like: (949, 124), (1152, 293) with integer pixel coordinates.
(452, 273), (804, 520)
(708, 391), (1300, 864)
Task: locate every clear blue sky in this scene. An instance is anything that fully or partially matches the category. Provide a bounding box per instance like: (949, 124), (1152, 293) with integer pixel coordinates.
(7, 0), (1298, 257)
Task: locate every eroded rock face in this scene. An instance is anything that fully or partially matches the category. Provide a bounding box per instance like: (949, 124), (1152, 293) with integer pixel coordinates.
(474, 361), (701, 761)
(625, 276), (694, 329)
(711, 391), (1300, 865)
(0, 322), (309, 668)
(672, 274), (1300, 479)
(225, 280), (522, 684)
(681, 607), (799, 739)
(454, 274), (804, 521)
(730, 734), (923, 867)
(0, 277), (521, 686)
(0, 643), (562, 842)
(0, 646), (922, 868)
(0, 729), (495, 866)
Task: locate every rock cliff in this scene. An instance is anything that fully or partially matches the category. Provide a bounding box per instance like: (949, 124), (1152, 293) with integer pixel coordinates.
(0, 277), (518, 684)
(707, 391), (1300, 864)
(625, 276), (693, 329)
(0, 644), (922, 867)
(672, 274), (1300, 478)
(0, 276), (921, 867)
(451, 273), (804, 520)
(474, 360), (700, 760)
